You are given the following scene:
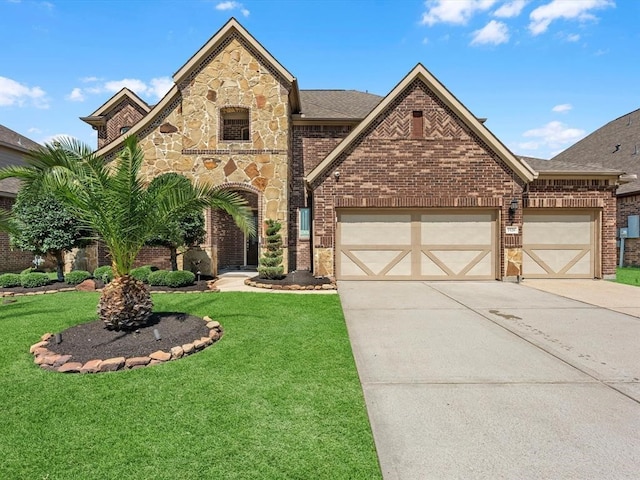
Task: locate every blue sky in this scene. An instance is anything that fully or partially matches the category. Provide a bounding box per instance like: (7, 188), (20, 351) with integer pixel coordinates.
(0, 0), (637, 159)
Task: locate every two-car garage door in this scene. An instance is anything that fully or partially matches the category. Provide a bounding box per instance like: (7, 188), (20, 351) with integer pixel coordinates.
(337, 210), (497, 280)
(336, 209), (598, 280)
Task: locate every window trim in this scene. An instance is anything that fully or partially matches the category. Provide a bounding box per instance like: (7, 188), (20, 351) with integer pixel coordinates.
(299, 208), (310, 239)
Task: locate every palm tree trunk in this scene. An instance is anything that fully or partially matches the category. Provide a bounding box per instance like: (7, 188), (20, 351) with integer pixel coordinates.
(170, 247), (178, 271)
(98, 275), (153, 330)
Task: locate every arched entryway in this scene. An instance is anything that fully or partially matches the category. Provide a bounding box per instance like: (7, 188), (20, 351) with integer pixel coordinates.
(211, 187), (260, 271)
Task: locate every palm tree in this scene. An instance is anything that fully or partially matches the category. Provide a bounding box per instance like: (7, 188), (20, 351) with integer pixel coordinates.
(0, 209), (14, 233)
(0, 136), (254, 330)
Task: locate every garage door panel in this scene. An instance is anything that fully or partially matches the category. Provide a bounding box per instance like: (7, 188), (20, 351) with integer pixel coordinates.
(337, 210), (496, 280)
(341, 214), (411, 245)
(523, 211), (596, 279)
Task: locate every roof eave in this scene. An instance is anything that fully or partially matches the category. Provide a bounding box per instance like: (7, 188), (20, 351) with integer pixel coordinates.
(80, 116), (106, 127)
(94, 86), (180, 158)
(87, 88), (151, 118)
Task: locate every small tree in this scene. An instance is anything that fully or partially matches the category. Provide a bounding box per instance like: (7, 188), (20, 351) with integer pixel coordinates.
(145, 173), (206, 271)
(258, 219), (284, 279)
(10, 190), (90, 281)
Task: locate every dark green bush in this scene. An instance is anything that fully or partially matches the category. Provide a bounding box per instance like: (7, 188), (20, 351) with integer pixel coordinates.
(64, 270), (92, 285)
(148, 270), (170, 286)
(130, 265), (157, 283)
(93, 266), (114, 283)
(0, 273), (22, 288)
(20, 272), (50, 288)
(165, 270), (196, 288)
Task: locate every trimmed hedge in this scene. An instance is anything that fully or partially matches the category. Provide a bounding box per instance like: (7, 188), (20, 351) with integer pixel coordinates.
(20, 272), (50, 288)
(0, 273), (22, 288)
(93, 266), (114, 284)
(64, 270), (92, 285)
(165, 270), (196, 288)
(148, 270), (195, 287)
(130, 265), (157, 284)
(148, 270), (170, 286)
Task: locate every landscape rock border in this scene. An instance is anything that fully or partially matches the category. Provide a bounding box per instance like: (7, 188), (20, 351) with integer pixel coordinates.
(244, 279), (337, 290)
(29, 316), (223, 374)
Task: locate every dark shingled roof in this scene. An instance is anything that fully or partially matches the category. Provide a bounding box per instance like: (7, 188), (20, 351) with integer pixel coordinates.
(0, 124), (40, 195)
(550, 108), (640, 195)
(298, 90), (383, 120)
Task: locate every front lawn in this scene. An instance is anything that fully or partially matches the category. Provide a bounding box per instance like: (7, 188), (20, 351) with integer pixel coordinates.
(616, 267), (640, 287)
(0, 292), (381, 480)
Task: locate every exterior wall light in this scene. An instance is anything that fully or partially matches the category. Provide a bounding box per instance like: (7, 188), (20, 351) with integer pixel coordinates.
(509, 198), (519, 222)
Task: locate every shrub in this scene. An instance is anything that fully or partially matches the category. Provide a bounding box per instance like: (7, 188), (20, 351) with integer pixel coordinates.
(148, 270), (170, 286)
(20, 272), (50, 288)
(0, 273), (22, 288)
(20, 267), (34, 275)
(130, 265), (157, 283)
(64, 270), (92, 285)
(165, 270), (196, 288)
(258, 219), (284, 279)
(93, 266), (114, 284)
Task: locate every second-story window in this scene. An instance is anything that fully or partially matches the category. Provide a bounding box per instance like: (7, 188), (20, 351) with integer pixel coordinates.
(220, 107), (250, 141)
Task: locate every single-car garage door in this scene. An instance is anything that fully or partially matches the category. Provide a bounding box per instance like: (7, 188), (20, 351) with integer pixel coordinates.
(523, 210), (598, 279)
(337, 209), (497, 280)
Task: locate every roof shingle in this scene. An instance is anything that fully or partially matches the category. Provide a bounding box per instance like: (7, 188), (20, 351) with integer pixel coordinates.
(298, 90), (383, 120)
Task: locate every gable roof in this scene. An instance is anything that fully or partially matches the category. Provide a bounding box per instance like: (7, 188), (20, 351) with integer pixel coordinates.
(80, 88), (150, 128)
(0, 124), (40, 152)
(306, 63), (537, 185)
(0, 124), (40, 195)
(297, 90), (383, 120)
(94, 18), (300, 158)
(173, 17), (300, 112)
(551, 107), (640, 195)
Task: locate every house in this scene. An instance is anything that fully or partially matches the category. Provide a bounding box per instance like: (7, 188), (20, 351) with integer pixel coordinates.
(0, 124), (42, 272)
(550, 108), (640, 266)
(82, 18), (624, 280)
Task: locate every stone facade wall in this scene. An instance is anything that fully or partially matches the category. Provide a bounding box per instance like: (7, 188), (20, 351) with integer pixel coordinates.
(526, 179), (618, 276)
(290, 124), (353, 271)
(617, 194), (640, 266)
(98, 99), (148, 149)
(0, 196), (37, 272)
(309, 80), (525, 278)
(136, 36), (291, 275)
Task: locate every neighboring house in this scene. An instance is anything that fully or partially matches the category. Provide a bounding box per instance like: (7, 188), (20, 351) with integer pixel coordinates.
(82, 18), (624, 280)
(550, 108), (640, 266)
(0, 124), (41, 272)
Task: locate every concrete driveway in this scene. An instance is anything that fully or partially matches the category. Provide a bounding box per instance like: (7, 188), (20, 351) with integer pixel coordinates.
(339, 280), (640, 479)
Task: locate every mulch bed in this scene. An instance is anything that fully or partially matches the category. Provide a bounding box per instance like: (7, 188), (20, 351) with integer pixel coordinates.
(247, 270), (333, 286)
(45, 313), (211, 365)
(0, 279), (212, 296)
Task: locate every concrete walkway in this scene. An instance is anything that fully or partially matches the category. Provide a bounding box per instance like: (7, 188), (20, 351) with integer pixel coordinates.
(339, 280), (640, 479)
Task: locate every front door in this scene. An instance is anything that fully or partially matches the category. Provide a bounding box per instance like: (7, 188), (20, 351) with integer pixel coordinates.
(245, 211), (259, 266)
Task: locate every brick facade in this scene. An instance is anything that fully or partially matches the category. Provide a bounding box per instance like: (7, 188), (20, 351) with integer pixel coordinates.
(98, 99), (148, 149)
(290, 124), (353, 271)
(618, 194), (640, 266)
(309, 80), (527, 278)
(0, 196), (36, 272)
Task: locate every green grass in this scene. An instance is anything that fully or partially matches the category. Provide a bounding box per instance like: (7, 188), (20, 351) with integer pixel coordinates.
(0, 292), (381, 480)
(615, 267), (640, 286)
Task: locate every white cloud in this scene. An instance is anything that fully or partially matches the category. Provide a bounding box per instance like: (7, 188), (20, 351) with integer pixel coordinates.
(0, 76), (48, 108)
(149, 77), (173, 100)
(565, 33), (581, 42)
(494, 0), (528, 18)
(103, 78), (150, 95)
(66, 87), (85, 102)
(80, 76), (100, 83)
(520, 121), (585, 151)
(215, 1), (250, 16)
(421, 0), (496, 26)
(529, 0), (614, 36)
(28, 127), (42, 134)
(552, 103), (572, 113)
(470, 20), (509, 45)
